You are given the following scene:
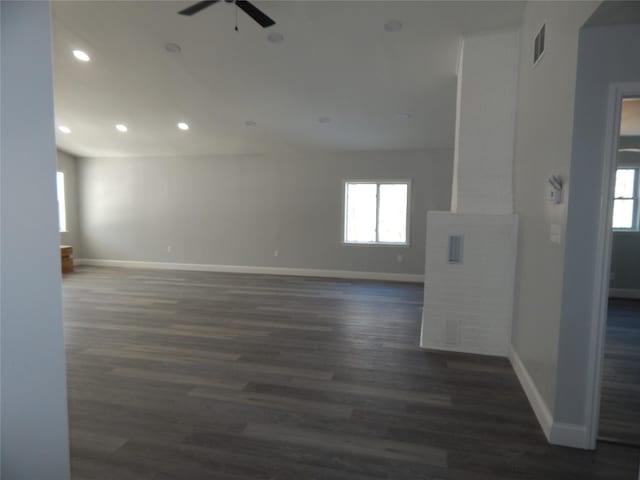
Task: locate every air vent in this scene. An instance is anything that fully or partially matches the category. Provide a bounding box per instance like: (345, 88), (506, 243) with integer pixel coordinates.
(533, 23), (546, 66)
(448, 235), (464, 264)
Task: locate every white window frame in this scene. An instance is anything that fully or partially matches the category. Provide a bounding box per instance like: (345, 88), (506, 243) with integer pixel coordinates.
(57, 171), (67, 233)
(342, 180), (411, 246)
(612, 166), (639, 231)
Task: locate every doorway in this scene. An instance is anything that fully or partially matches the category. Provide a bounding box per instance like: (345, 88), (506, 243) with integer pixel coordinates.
(594, 93), (640, 448)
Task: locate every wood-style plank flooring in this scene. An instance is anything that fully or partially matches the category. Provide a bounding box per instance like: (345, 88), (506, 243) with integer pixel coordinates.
(63, 267), (640, 480)
(599, 298), (640, 447)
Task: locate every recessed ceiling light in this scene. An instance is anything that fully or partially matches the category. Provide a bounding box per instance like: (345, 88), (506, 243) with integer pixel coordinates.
(177, 122), (189, 130)
(165, 42), (182, 53)
(57, 125), (71, 134)
(267, 32), (284, 44)
(72, 49), (90, 62)
(384, 20), (403, 32)
(317, 116), (331, 124)
(115, 124), (128, 132)
(245, 120), (257, 126)
(395, 112), (411, 120)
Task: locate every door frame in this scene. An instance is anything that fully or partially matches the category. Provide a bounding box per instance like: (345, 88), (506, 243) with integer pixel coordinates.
(585, 82), (640, 449)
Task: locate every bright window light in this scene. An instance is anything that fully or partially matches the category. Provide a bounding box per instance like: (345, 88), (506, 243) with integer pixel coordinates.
(612, 168), (639, 230)
(57, 171), (67, 233)
(344, 181), (409, 245)
(345, 183), (377, 243)
(72, 49), (90, 62)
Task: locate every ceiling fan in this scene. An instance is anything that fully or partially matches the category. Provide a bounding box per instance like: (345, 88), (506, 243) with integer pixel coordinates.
(178, 0), (276, 29)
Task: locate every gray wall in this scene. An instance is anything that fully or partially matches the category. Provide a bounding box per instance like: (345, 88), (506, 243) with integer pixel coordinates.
(511, 1), (598, 415)
(557, 22), (640, 427)
(610, 232), (640, 290)
(57, 149), (80, 249)
(1, 1), (71, 478)
(77, 149), (452, 275)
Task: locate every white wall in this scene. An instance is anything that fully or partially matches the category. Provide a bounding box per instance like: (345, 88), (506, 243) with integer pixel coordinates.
(556, 22), (640, 444)
(510, 1), (597, 422)
(77, 149), (452, 277)
(453, 30), (519, 215)
(421, 29), (520, 358)
(0, 1), (71, 478)
(57, 150), (80, 249)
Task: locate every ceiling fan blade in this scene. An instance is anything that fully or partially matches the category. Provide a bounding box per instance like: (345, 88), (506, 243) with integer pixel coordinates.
(178, 0), (220, 16)
(235, 0), (275, 28)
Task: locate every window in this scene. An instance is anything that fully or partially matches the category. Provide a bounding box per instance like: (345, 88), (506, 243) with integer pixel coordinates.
(612, 167), (639, 231)
(57, 171), (67, 233)
(344, 181), (409, 245)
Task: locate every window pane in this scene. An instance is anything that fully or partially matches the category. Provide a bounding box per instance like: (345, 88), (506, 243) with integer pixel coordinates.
(345, 183), (377, 243)
(57, 171), (67, 233)
(614, 169), (635, 198)
(378, 184), (408, 243)
(612, 199), (634, 229)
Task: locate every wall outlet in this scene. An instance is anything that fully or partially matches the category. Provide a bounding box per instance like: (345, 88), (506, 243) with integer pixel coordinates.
(274, 249), (279, 257)
(167, 245), (172, 253)
(396, 254), (404, 263)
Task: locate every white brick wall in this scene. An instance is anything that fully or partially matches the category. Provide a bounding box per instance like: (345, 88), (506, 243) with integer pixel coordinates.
(420, 212), (518, 357)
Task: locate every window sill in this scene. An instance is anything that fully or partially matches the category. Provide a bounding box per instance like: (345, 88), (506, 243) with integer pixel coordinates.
(342, 242), (410, 248)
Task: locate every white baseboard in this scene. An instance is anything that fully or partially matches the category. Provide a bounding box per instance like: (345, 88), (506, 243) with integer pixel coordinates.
(508, 346), (591, 449)
(508, 346), (553, 441)
(549, 422), (589, 449)
(609, 288), (640, 299)
(75, 258), (424, 283)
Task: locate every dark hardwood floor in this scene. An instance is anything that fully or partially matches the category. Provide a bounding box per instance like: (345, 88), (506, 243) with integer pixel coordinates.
(63, 267), (640, 480)
(599, 298), (640, 447)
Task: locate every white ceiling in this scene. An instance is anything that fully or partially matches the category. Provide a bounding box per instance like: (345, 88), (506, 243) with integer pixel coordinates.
(51, 1), (525, 157)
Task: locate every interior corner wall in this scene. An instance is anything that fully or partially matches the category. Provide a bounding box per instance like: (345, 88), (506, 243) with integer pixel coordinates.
(57, 149), (80, 250)
(76, 149), (452, 276)
(555, 23), (640, 433)
(1, 1), (71, 478)
(510, 0), (598, 419)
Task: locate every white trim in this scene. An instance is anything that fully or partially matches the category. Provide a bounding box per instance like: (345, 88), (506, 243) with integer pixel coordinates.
(586, 83), (640, 450)
(609, 288), (640, 299)
(75, 258), (424, 283)
(508, 346), (553, 440)
(549, 422), (589, 449)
